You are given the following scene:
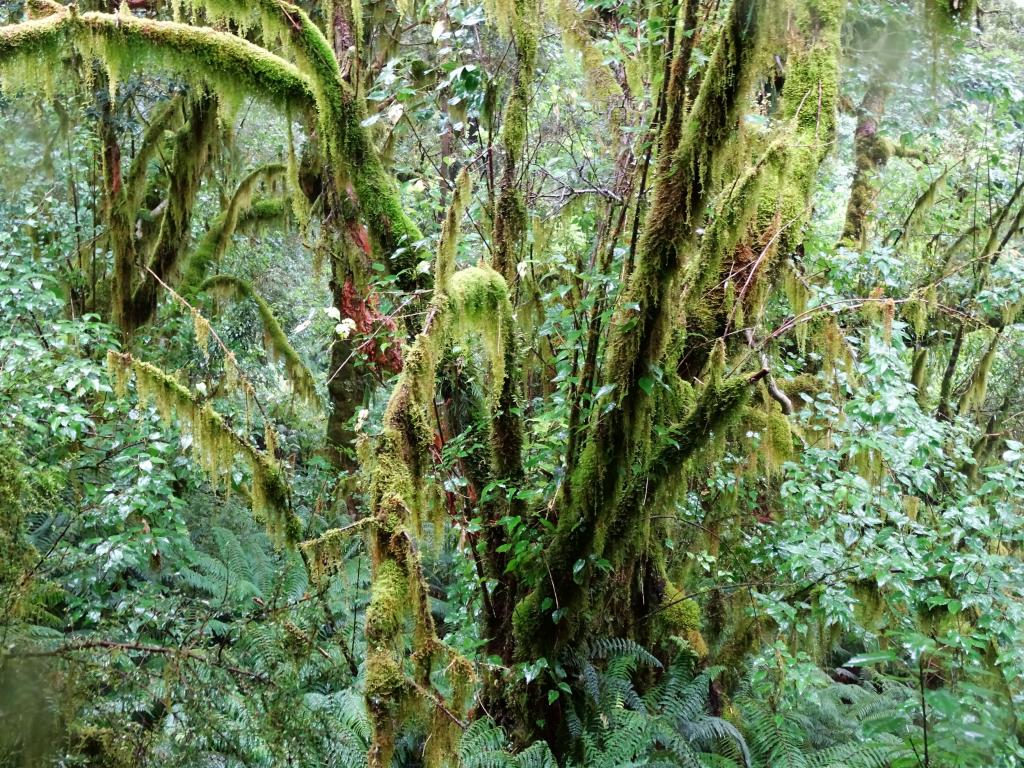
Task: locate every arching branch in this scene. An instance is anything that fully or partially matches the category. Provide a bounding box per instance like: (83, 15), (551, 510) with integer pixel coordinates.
(200, 274), (319, 408)
(180, 165), (287, 294)
(0, 9), (313, 106)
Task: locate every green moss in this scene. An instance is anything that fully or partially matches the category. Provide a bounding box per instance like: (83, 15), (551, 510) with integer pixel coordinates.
(107, 351), (300, 547)
(911, 347), (929, 407)
(121, 95), (185, 214)
(491, 0), (538, 282)
(655, 585), (708, 655)
(511, 590), (543, 652)
(181, 165), (286, 295)
(435, 169), (471, 291)
(556, 0), (623, 119)
(957, 332), (1000, 414)
(739, 401), (793, 475)
(0, 14), (65, 96)
(659, 589), (700, 633)
(116, 92), (218, 332)
(0, 443), (41, 619)
(200, 274), (320, 408)
(2, 4), (424, 291)
(365, 560), (409, 643)
(926, 0), (977, 31)
(300, 518), (374, 585)
(74, 12), (313, 109)
(188, 0), (429, 285)
(365, 649), (404, 765)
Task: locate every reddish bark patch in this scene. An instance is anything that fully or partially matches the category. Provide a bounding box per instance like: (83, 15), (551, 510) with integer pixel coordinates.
(340, 279), (403, 373)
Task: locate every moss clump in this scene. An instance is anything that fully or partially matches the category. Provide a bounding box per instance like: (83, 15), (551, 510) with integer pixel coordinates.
(656, 585), (708, 656)
(449, 265), (515, 407)
(365, 649), (404, 767)
(365, 560), (408, 643)
(511, 590), (543, 653)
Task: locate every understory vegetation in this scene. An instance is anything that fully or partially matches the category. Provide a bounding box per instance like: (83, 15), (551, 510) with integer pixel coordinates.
(1, 0), (1023, 764)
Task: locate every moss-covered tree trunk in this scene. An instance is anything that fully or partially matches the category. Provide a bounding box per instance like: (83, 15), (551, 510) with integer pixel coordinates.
(512, 0), (766, 671)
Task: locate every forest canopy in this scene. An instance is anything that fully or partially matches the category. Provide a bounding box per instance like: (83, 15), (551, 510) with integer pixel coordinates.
(1, 0), (1023, 764)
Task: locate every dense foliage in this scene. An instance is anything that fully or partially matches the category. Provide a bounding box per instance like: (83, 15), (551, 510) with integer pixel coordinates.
(1, 0), (1023, 765)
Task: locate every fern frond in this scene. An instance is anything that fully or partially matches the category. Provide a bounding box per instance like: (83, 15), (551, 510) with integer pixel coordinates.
(585, 636), (664, 669)
(513, 741), (558, 768)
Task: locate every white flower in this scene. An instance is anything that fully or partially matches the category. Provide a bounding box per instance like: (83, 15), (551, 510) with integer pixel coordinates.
(335, 318), (357, 339)
(355, 408), (370, 432)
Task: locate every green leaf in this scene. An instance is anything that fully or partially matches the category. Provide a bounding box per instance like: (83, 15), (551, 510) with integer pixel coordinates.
(847, 650), (898, 666)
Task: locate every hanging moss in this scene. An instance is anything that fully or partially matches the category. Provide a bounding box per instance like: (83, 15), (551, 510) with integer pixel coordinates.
(911, 347), (930, 407)
(180, 167), (286, 295)
(75, 11), (313, 109)
(299, 518), (374, 586)
(449, 265), (514, 406)
(435, 169), (471, 291)
(122, 95), (185, 213)
(674, 0), (843, 372)
(118, 92), (220, 332)
(2, 2), (427, 297)
(957, 331), (1000, 415)
(926, 0), (977, 31)
(183, 0), (429, 286)
(675, 138), (786, 355)
(349, 175), (518, 761)
(365, 559), (409, 643)
(896, 167), (948, 245)
(739, 400), (794, 476)
(106, 351), (300, 547)
(200, 274), (320, 408)
(491, 0), (540, 282)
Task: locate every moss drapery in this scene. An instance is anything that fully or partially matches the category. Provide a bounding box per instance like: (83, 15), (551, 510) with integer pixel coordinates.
(200, 275), (320, 408)
(106, 352), (300, 548)
(298, 172), (518, 765)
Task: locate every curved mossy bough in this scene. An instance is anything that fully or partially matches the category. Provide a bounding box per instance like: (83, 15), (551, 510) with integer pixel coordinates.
(179, 163), (288, 295)
(300, 171), (500, 767)
(176, 0), (429, 283)
(106, 352), (300, 549)
(199, 274), (320, 409)
(1, 0), (426, 288)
